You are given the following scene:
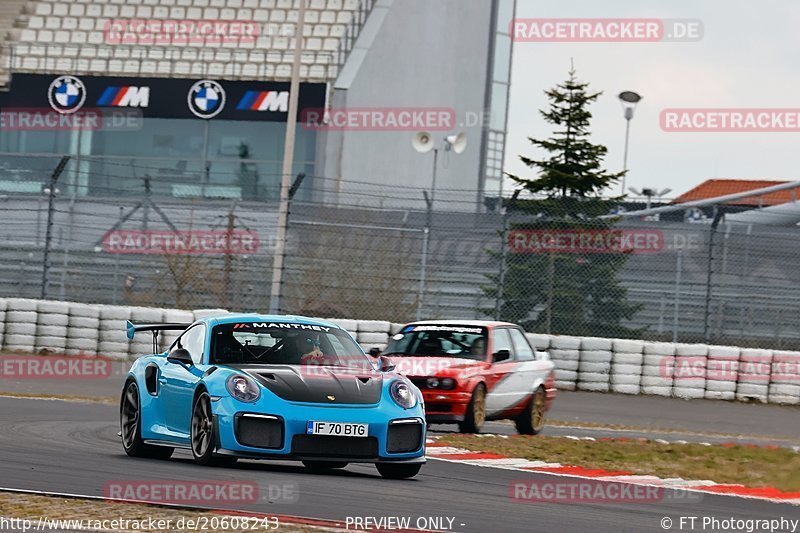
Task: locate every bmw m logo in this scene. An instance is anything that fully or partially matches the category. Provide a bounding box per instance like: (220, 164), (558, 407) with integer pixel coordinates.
(187, 80), (226, 119)
(97, 86), (150, 108)
(47, 75), (86, 114)
(237, 91), (289, 112)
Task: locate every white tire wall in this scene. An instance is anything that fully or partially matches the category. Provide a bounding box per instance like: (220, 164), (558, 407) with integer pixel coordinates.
(3, 299), (38, 352)
(326, 319), (358, 334)
(768, 351), (800, 404)
(640, 342), (675, 396)
(160, 309), (194, 351)
(0, 298), (6, 348)
(525, 333), (551, 351)
(704, 345), (739, 401)
(736, 349), (772, 402)
(356, 320), (391, 334)
(98, 305), (132, 360)
(35, 300), (69, 353)
(356, 332), (389, 345)
(192, 308), (229, 320)
(549, 348), (579, 389)
(129, 307), (164, 357)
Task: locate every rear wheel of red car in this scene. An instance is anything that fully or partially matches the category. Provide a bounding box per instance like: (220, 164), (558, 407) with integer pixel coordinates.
(459, 384), (486, 433)
(376, 463), (422, 479)
(515, 386), (547, 435)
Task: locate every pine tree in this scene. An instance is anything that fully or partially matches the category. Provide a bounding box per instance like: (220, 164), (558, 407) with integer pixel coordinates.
(489, 67), (641, 338)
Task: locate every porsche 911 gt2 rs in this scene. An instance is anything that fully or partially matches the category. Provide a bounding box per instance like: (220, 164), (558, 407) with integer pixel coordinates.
(120, 314), (426, 479)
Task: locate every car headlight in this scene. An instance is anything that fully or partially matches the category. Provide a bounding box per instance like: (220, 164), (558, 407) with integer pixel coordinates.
(226, 374), (261, 403)
(425, 377), (456, 389)
(390, 380), (417, 409)
(439, 377), (456, 390)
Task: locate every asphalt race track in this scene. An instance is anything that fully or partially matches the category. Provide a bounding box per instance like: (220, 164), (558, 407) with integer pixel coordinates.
(0, 397), (797, 533)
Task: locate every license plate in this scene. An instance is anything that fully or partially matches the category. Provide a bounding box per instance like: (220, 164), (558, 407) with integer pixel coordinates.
(306, 421), (368, 437)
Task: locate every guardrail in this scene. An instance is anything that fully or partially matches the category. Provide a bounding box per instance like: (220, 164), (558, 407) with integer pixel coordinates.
(0, 297), (798, 406)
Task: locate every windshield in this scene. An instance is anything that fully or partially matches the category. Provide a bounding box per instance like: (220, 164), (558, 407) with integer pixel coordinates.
(384, 324), (488, 360)
(210, 322), (369, 367)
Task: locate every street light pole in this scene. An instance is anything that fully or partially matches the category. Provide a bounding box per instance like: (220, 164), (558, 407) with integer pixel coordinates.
(429, 148), (439, 207)
(269, 0), (306, 315)
(618, 91), (642, 195)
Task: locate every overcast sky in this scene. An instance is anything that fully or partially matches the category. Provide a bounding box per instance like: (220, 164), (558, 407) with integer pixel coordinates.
(504, 0), (800, 199)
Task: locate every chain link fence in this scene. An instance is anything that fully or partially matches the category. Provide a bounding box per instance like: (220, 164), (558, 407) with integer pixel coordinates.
(2, 156), (800, 348)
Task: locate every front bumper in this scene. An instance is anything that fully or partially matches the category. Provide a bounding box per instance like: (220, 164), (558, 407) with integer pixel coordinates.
(420, 389), (472, 423)
(211, 396), (426, 463)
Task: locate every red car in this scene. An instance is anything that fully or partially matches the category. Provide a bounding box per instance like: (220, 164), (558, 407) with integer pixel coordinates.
(380, 321), (556, 434)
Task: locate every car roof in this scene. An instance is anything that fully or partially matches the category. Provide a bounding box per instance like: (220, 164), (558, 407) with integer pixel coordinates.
(408, 319), (518, 328)
(202, 313), (343, 330)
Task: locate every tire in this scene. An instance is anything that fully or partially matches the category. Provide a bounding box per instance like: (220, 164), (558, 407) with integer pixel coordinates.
(581, 337), (612, 351)
(357, 320), (390, 333)
(550, 336), (581, 350)
(6, 311), (37, 324)
(458, 384), (486, 433)
(515, 386), (547, 435)
(38, 301), (69, 314)
(525, 333), (551, 351)
(376, 463), (422, 479)
(190, 392), (216, 465)
(68, 317), (100, 329)
(120, 380), (174, 460)
(357, 332), (389, 344)
(37, 314), (69, 327)
(302, 460), (348, 472)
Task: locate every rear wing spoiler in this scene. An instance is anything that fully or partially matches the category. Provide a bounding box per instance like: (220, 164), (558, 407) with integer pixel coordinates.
(126, 321), (192, 353)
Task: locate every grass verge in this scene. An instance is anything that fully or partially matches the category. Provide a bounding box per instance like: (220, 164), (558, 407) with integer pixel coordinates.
(436, 434), (800, 492)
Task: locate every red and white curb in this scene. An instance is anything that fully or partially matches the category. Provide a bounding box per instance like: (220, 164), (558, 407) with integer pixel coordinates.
(424, 438), (800, 505)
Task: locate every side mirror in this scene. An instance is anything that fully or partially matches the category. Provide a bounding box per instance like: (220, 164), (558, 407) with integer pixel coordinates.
(368, 347), (382, 358)
(167, 348), (193, 366)
(377, 355), (395, 372)
(492, 349), (511, 363)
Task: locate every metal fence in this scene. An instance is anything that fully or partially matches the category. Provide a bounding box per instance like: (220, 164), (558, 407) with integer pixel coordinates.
(2, 159), (800, 348)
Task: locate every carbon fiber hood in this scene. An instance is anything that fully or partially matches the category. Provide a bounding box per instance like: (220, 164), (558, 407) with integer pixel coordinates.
(229, 364), (384, 404)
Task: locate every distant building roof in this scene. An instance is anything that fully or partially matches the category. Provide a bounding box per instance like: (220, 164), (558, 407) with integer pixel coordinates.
(673, 179), (800, 207)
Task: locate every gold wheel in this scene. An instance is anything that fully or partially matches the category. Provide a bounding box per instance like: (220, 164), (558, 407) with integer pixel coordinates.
(531, 387), (546, 432)
(473, 386), (486, 427)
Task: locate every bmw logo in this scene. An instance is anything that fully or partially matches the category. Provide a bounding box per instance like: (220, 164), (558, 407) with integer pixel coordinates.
(187, 80), (226, 119)
(47, 76), (86, 114)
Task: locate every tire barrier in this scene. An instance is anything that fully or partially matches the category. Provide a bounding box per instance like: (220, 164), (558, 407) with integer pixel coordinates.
(0, 297), (798, 405)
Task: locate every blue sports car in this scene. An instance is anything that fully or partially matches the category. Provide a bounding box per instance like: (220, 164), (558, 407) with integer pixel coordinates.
(119, 314), (426, 479)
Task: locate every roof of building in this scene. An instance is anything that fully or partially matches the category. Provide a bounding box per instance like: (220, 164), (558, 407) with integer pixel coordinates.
(673, 179), (800, 207)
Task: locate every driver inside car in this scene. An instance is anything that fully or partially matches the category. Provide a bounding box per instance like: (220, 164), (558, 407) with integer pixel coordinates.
(299, 334), (327, 365)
